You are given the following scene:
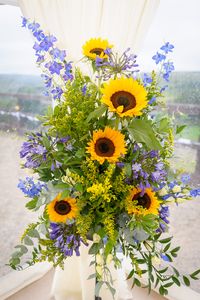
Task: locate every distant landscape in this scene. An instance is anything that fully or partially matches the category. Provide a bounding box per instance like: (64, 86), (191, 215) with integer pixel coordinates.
(0, 72), (199, 140)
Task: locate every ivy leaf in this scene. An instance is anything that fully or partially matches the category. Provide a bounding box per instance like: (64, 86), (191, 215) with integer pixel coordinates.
(128, 119), (162, 150)
(24, 236), (34, 246)
(28, 229), (40, 239)
(15, 245), (28, 254)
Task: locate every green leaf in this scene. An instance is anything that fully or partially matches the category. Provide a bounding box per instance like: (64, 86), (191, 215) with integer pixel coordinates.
(172, 276), (181, 286)
(12, 251), (23, 258)
(159, 237), (172, 244)
(183, 276), (190, 286)
(24, 236), (34, 246)
(87, 273), (96, 280)
(95, 281), (104, 296)
(75, 182), (83, 192)
(61, 189), (70, 198)
(88, 243), (100, 255)
(163, 282), (174, 288)
(190, 269), (200, 277)
(158, 118), (170, 133)
(128, 119), (162, 150)
(11, 257), (20, 266)
(126, 269), (134, 280)
(159, 267), (168, 274)
(134, 278), (141, 287)
(25, 198), (37, 210)
(171, 246), (180, 253)
(190, 269), (200, 279)
(15, 245), (28, 254)
(176, 125), (187, 134)
(54, 182), (70, 189)
(172, 267), (180, 277)
(28, 229), (40, 239)
(164, 243), (171, 252)
(86, 105), (107, 122)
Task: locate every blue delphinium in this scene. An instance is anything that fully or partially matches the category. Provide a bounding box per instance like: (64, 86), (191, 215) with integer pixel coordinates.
(152, 42), (175, 84)
(152, 52), (166, 65)
(160, 42), (174, 54)
(21, 17), (73, 101)
(18, 177), (47, 197)
(49, 223), (87, 257)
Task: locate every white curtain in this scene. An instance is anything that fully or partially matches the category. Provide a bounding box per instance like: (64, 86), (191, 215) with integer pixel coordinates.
(18, 0), (160, 61)
(17, 1), (160, 299)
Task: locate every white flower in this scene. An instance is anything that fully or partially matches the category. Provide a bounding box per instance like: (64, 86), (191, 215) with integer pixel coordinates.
(172, 185), (182, 193)
(152, 256), (161, 265)
(96, 254), (104, 265)
(96, 265), (103, 277)
(106, 254), (113, 265)
(167, 196), (175, 202)
(158, 187), (168, 196)
(93, 233), (101, 243)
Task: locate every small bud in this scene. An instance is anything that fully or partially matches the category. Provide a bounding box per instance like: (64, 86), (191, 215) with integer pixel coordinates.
(96, 254), (104, 265)
(106, 254), (113, 265)
(93, 233), (101, 243)
(172, 185), (182, 193)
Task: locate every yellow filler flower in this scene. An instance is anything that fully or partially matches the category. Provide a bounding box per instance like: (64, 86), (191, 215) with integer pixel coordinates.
(86, 127), (126, 164)
(47, 193), (78, 223)
(82, 38), (113, 60)
(126, 187), (160, 216)
(101, 77), (147, 117)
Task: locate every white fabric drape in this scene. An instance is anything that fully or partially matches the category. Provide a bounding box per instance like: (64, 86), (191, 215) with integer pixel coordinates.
(18, 0), (160, 61)
(17, 1), (160, 299)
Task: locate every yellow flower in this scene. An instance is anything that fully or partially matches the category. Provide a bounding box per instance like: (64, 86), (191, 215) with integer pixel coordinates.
(82, 38), (113, 60)
(86, 127), (127, 164)
(126, 187), (160, 216)
(101, 77), (147, 117)
(46, 193), (78, 223)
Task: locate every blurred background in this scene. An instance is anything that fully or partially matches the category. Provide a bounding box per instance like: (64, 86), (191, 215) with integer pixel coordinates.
(0, 0), (199, 293)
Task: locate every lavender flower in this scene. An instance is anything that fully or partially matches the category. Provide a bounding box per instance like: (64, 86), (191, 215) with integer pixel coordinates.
(20, 133), (47, 169)
(49, 223), (87, 257)
(157, 205), (170, 233)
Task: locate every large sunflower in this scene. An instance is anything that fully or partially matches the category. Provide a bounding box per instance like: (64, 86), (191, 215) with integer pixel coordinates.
(47, 193), (78, 223)
(86, 127), (126, 164)
(82, 38), (113, 60)
(101, 77), (147, 117)
(126, 187), (160, 216)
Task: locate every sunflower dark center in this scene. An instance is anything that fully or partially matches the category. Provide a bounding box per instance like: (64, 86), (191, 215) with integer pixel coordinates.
(111, 91), (136, 113)
(95, 138), (115, 157)
(54, 200), (71, 215)
(90, 48), (104, 56)
(132, 192), (151, 209)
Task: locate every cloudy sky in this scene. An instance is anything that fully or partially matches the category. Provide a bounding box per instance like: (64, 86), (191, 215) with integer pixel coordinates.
(0, 0), (200, 74)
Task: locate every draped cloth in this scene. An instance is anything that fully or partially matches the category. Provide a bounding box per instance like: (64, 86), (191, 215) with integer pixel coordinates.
(18, 1), (160, 299)
(18, 0), (160, 61)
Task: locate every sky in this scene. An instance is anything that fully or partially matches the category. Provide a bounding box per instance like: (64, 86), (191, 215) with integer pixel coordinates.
(0, 0), (200, 74)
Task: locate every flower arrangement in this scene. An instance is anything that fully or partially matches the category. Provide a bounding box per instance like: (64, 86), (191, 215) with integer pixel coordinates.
(9, 17), (200, 298)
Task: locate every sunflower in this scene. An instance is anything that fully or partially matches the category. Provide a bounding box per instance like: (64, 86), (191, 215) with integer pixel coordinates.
(47, 193), (78, 223)
(86, 127), (126, 164)
(82, 38), (113, 60)
(126, 187), (160, 216)
(101, 77), (147, 117)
